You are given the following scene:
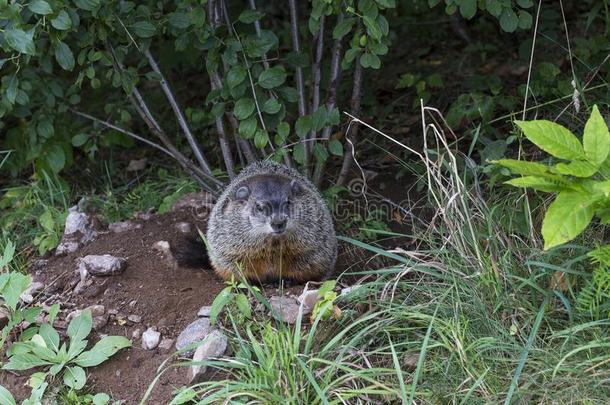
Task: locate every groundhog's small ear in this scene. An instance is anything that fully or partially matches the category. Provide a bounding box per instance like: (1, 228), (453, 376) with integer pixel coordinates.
(289, 179), (301, 196)
(235, 186), (250, 200)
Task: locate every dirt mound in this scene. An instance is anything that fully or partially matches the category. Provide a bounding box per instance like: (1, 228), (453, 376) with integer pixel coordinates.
(1, 206), (305, 404)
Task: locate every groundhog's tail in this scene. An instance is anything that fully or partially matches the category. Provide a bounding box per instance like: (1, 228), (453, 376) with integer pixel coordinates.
(171, 234), (211, 269)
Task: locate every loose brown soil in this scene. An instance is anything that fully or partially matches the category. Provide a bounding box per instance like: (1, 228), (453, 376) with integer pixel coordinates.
(0, 206), (305, 404)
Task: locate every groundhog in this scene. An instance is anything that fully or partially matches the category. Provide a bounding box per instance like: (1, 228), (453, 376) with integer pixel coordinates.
(175, 160), (337, 283)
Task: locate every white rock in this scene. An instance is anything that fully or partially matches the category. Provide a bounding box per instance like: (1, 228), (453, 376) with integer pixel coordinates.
(297, 289), (319, 314)
(158, 338), (175, 353)
(86, 305), (106, 317)
(108, 221), (142, 233)
(189, 330), (228, 383)
(141, 328), (161, 350)
(79, 255), (126, 276)
(175, 318), (212, 356)
(55, 241), (80, 255)
(127, 314), (142, 323)
(153, 241), (171, 256)
(175, 222), (192, 234)
(56, 211), (97, 255)
(269, 296), (301, 324)
(197, 306), (212, 317)
(19, 281), (44, 304)
(132, 328), (142, 340)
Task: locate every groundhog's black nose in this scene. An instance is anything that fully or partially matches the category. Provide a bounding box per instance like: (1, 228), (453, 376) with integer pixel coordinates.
(270, 217), (287, 233)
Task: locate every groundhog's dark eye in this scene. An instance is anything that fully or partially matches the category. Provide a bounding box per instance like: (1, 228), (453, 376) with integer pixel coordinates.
(256, 203), (265, 213)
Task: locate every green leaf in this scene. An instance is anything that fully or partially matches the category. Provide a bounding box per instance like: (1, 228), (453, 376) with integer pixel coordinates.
(28, 0), (53, 15)
(518, 10), (533, 29)
(0, 384), (16, 405)
(51, 10), (72, 30)
(92, 393), (110, 405)
(1, 273), (32, 310)
(311, 108), (327, 132)
(516, 0), (534, 7)
(313, 143), (329, 163)
(67, 311), (92, 343)
(55, 42), (75, 71)
(3, 353), (51, 371)
(360, 53), (381, 69)
(74, 0), (100, 11)
(493, 159), (553, 177)
(328, 140), (343, 156)
(45, 145), (66, 173)
(583, 105), (610, 166)
(5, 29), (36, 55)
(238, 9), (264, 23)
(486, 0), (502, 17)
(234, 98), (256, 120)
(39, 324), (60, 353)
(515, 120), (585, 160)
(542, 191), (598, 250)
(258, 67), (287, 89)
(254, 129), (269, 149)
(459, 0), (477, 19)
(63, 366), (86, 390)
(226, 65), (247, 89)
(6, 74), (18, 104)
(293, 143), (306, 164)
(277, 122), (289, 140)
(209, 287), (231, 325)
(555, 160), (598, 178)
(295, 115), (312, 138)
(235, 293), (252, 318)
(168, 12), (191, 29)
(88, 336), (130, 361)
(499, 8), (519, 32)
(71, 133), (90, 147)
(133, 21), (156, 38)
(211, 102), (225, 118)
(239, 115), (257, 139)
(363, 16), (382, 40)
(262, 97), (282, 114)
(333, 18), (355, 39)
(504, 176), (569, 193)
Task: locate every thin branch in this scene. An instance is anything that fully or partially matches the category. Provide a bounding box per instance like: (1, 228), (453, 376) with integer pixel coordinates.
(70, 109), (172, 157)
(248, 0), (270, 70)
(305, 15), (326, 174)
(288, 0), (307, 119)
(336, 60), (364, 186)
(313, 13), (345, 186)
(225, 113), (259, 164)
(144, 49), (213, 175)
(210, 78), (236, 179)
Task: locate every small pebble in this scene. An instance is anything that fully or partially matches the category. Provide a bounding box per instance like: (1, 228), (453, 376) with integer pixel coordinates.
(197, 306), (212, 317)
(127, 314), (142, 323)
(141, 328), (161, 350)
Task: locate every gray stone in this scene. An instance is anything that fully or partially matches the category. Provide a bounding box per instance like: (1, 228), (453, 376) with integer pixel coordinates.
(127, 314), (142, 323)
(158, 338), (175, 353)
(131, 328), (142, 340)
(79, 255), (126, 276)
(188, 330), (228, 383)
(297, 289), (319, 314)
(56, 210), (97, 255)
(86, 305), (106, 317)
(153, 241), (171, 256)
(92, 315), (108, 331)
(197, 306), (212, 317)
(269, 296), (302, 324)
(175, 318), (212, 356)
(19, 281), (44, 304)
(142, 328), (161, 350)
(108, 220), (142, 233)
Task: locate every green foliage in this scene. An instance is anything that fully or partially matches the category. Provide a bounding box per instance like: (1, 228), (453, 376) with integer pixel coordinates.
(576, 245), (610, 319)
(496, 105), (610, 250)
(3, 310), (130, 400)
(209, 276), (254, 325)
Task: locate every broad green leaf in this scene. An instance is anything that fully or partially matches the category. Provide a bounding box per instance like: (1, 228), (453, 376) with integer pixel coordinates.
(313, 143), (329, 163)
(238, 9), (264, 23)
(363, 16), (382, 40)
(67, 311), (92, 343)
(48, 303), (60, 324)
(235, 293), (251, 318)
(459, 0), (477, 19)
(262, 97), (281, 114)
(39, 324), (60, 353)
(499, 8), (519, 32)
(51, 10), (72, 30)
(234, 98), (256, 120)
(73, 349), (106, 367)
(3, 353), (51, 371)
(1, 273), (32, 310)
(168, 12), (191, 29)
(67, 338), (88, 360)
(542, 191), (598, 250)
(28, 0), (52, 15)
(518, 10), (533, 29)
(211, 102), (225, 118)
(6, 74), (18, 104)
(318, 280), (336, 296)
(333, 17), (355, 39)
(55, 42), (75, 71)
(258, 67), (287, 89)
(311, 108), (327, 132)
(486, 0), (502, 17)
(71, 133), (90, 147)
(0, 240), (15, 267)
(209, 287), (231, 325)
(74, 0), (100, 11)
(555, 160), (598, 178)
(505, 176), (570, 193)
(226, 65), (247, 89)
(493, 159), (553, 177)
(583, 105), (610, 166)
(0, 385), (16, 405)
(45, 144), (66, 173)
(293, 143), (306, 164)
(360, 53), (381, 69)
(239, 115), (257, 139)
(92, 393), (110, 405)
(515, 120), (585, 160)
(277, 122), (290, 140)
(295, 115), (312, 138)
(5, 29), (36, 55)
(27, 372), (47, 390)
(329, 140), (344, 156)
(133, 21), (156, 38)
(254, 129), (269, 149)
(63, 366), (86, 389)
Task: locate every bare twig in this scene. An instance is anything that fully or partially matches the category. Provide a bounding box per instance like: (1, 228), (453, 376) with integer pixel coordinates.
(144, 49), (213, 175)
(313, 12), (345, 186)
(209, 78), (236, 179)
(288, 0), (307, 119)
(336, 60), (364, 186)
(70, 109), (172, 156)
(226, 113), (259, 164)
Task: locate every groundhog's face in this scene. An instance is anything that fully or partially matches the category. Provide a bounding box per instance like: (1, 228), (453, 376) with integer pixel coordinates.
(233, 175), (300, 238)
